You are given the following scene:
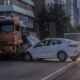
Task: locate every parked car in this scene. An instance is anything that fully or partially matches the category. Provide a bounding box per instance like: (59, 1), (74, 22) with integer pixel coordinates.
(24, 38), (80, 61)
(64, 33), (80, 42)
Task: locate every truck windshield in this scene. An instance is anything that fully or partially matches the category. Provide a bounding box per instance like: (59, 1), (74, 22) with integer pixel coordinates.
(0, 25), (14, 32)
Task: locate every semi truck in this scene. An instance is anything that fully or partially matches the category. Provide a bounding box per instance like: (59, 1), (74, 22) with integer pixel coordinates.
(0, 16), (24, 59)
(0, 16), (40, 60)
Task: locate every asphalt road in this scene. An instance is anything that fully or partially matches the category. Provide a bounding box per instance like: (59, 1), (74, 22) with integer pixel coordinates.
(0, 60), (71, 80)
(54, 61), (80, 80)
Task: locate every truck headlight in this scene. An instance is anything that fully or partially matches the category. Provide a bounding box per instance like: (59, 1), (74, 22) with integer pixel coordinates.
(0, 50), (3, 53)
(9, 46), (15, 50)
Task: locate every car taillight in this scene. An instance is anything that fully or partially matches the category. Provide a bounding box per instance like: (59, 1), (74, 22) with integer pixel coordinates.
(68, 44), (78, 47)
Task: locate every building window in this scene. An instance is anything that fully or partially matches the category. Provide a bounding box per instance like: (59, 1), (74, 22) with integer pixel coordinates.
(23, 17), (29, 24)
(62, 0), (66, 10)
(62, 0), (66, 6)
(4, 0), (11, 5)
(0, 1), (2, 5)
(26, 4), (33, 11)
(70, 0), (74, 26)
(51, 0), (54, 5)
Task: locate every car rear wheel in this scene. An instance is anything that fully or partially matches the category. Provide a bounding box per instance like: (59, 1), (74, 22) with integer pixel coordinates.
(71, 57), (76, 61)
(71, 53), (79, 61)
(24, 53), (32, 62)
(57, 51), (67, 61)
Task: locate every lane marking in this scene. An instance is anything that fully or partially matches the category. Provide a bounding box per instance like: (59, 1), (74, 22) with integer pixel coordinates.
(41, 62), (74, 80)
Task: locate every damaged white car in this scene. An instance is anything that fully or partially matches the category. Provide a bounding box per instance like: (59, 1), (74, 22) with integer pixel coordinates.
(24, 38), (80, 61)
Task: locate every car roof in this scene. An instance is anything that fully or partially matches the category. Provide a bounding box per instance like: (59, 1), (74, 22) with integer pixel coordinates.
(43, 38), (66, 41)
(42, 38), (78, 43)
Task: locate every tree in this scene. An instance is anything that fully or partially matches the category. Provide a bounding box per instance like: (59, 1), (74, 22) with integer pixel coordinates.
(75, 25), (80, 32)
(49, 4), (70, 37)
(37, 7), (49, 39)
(37, 4), (70, 39)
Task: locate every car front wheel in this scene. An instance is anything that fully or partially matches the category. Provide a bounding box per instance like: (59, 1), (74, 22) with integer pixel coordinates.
(24, 53), (32, 62)
(57, 51), (67, 61)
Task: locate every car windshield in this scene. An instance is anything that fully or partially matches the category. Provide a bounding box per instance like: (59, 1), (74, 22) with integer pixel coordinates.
(0, 25), (14, 32)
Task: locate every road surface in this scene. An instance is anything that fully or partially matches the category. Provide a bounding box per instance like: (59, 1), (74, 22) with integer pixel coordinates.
(0, 59), (71, 80)
(54, 60), (80, 80)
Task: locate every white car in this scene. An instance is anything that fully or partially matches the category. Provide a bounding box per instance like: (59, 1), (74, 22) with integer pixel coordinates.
(24, 38), (80, 61)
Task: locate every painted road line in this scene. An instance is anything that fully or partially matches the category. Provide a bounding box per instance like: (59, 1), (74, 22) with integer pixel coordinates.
(41, 62), (76, 80)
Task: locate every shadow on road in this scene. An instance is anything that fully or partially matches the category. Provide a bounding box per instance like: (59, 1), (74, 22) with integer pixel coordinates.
(0, 55), (73, 63)
(30, 59), (72, 63)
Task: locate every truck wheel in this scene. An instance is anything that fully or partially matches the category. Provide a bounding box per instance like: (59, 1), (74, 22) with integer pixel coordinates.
(24, 53), (32, 62)
(57, 51), (67, 61)
(17, 45), (24, 54)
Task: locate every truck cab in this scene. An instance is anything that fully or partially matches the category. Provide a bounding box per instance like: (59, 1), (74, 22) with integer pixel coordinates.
(0, 16), (23, 54)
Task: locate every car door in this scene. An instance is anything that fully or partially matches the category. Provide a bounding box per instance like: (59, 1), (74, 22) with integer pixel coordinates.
(32, 40), (51, 58)
(52, 40), (62, 57)
(47, 40), (57, 58)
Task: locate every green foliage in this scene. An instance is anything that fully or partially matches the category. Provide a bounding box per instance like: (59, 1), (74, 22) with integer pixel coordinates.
(37, 7), (50, 39)
(37, 4), (70, 39)
(75, 25), (80, 32)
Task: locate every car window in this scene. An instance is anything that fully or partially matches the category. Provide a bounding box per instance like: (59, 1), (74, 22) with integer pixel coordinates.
(44, 40), (50, 46)
(55, 40), (62, 44)
(35, 40), (50, 47)
(50, 40), (56, 45)
(50, 40), (62, 45)
(35, 42), (44, 47)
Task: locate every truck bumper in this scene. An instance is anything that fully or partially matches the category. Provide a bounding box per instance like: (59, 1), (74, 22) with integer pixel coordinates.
(0, 46), (16, 54)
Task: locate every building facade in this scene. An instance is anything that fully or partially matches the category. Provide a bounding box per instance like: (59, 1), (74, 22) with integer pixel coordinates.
(77, 8), (80, 25)
(34, 0), (56, 38)
(66, 0), (78, 27)
(34, 0), (78, 38)
(0, 0), (35, 34)
(77, 0), (80, 25)
(45, 0), (78, 27)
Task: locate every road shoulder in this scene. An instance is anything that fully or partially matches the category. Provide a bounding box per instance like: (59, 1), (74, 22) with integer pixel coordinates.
(41, 62), (76, 80)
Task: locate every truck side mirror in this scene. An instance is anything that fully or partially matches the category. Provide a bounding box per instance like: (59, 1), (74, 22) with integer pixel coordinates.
(16, 25), (19, 31)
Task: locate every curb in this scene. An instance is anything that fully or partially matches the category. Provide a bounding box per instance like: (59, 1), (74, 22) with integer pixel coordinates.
(41, 62), (76, 80)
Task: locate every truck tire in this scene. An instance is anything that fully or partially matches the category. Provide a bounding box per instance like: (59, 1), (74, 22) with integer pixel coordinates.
(16, 45), (24, 54)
